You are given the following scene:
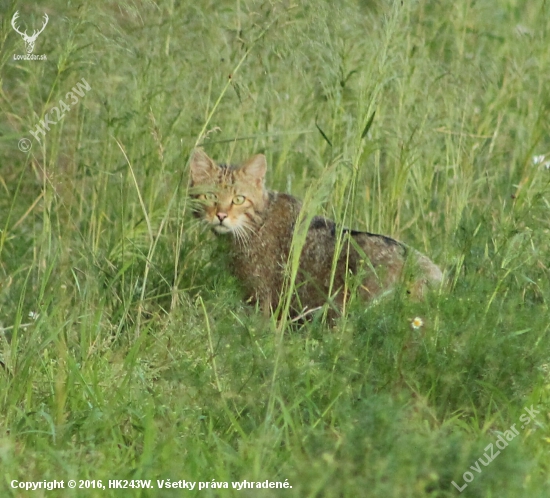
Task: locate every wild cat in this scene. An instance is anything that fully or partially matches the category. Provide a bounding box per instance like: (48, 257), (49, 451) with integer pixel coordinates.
(189, 149), (443, 317)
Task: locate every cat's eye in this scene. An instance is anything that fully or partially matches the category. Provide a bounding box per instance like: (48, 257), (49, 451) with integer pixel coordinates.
(199, 193), (217, 202)
(232, 195), (246, 205)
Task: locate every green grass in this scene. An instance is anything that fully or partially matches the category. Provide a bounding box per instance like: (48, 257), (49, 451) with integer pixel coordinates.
(1, 0), (550, 496)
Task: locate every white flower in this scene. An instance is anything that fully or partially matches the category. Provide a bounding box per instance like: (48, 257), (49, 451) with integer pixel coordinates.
(533, 154), (550, 169)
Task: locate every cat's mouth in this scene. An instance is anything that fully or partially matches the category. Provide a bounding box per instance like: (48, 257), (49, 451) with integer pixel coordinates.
(212, 222), (232, 234)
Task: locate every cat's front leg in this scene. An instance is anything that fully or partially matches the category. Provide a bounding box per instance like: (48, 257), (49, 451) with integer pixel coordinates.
(246, 290), (273, 317)
(259, 291), (274, 317)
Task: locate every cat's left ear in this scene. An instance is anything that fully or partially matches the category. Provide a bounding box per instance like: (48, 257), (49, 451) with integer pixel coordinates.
(240, 154), (267, 188)
(190, 148), (217, 185)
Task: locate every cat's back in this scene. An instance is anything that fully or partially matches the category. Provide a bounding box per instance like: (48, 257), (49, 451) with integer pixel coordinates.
(300, 218), (442, 300)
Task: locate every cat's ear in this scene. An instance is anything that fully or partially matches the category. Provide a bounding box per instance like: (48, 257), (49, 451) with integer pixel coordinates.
(190, 149), (217, 184)
(240, 154), (267, 188)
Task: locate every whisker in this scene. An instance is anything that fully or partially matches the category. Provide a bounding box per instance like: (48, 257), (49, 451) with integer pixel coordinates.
(232, 225), (245, 249)
(235, 224), (252, 250)
(236, 229), (245, 249)
(241, 223), (255, 242)
(239, 220), (256, 237)
(240, 226), (250, 248)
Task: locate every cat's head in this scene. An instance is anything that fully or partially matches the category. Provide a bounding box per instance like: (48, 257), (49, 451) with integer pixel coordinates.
(189, 149), (268, 235)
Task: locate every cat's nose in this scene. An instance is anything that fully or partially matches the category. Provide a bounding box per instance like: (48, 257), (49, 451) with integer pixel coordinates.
(216, 212), (228, 222)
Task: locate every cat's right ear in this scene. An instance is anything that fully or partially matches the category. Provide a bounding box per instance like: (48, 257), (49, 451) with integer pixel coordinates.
(190, 149), (217, 184)
(240, 154), (267, 188)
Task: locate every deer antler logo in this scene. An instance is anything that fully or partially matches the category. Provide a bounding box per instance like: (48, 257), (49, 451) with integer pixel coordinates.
(11, 11), (49, 54)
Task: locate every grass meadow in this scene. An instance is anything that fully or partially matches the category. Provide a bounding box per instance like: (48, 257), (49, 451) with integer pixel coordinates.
(1, 0), (550, 496)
